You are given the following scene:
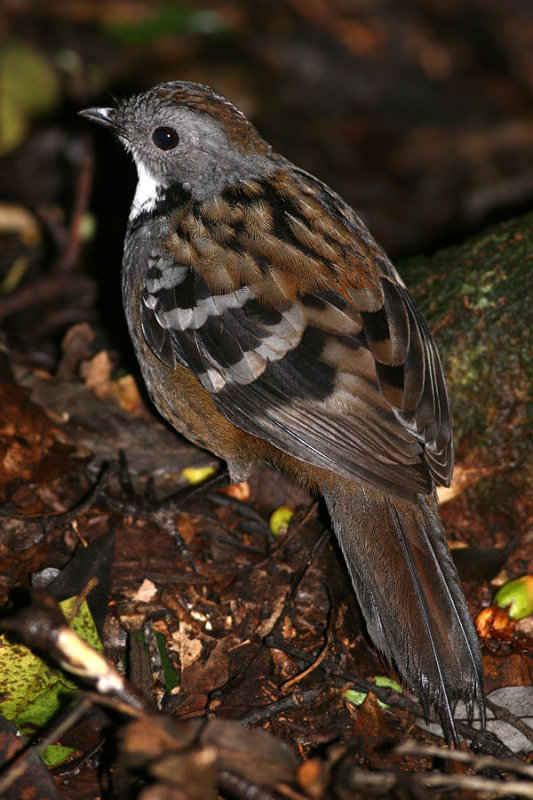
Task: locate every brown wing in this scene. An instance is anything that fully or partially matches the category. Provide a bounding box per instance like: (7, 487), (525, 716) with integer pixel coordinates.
(139, 166), (453, 501)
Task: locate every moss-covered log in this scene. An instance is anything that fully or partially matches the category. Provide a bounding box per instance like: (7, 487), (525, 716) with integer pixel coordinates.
(401, 213), (533, 537)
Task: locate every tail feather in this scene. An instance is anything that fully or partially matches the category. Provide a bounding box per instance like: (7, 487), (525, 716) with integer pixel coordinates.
(323, 482), (485, 743)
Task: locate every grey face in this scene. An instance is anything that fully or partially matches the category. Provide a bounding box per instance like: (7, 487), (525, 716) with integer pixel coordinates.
(80, 83), (275, 202)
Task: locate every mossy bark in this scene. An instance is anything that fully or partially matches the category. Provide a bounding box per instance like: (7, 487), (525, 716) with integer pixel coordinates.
(401, 212), (533, 537)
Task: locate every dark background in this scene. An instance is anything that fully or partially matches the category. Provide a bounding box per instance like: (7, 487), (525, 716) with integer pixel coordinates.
(2, 0), (533, 282)
(0, 5), (532, 795)
(2, 0), (533, 365)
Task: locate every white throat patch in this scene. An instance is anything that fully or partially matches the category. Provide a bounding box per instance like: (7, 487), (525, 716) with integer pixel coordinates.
(130, 163), (162, 219)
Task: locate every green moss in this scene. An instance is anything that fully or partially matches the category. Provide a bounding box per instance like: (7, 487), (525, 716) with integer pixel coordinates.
(400, 212), (533, 490)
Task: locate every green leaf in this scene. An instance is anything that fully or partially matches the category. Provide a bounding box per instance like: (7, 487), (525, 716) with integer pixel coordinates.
(374, 675), (403, 709)
(61, 595), (104, 654)
(0, 43), (59, 153)
(494, 575), (533, 620)
(134, 629), (180, 692)
(269, 505), (295, 537)
(154, 631), (179, 691)
(41, 744), (76, 768)
(0, 596), (102, 738)
(343, 688), (368, 707)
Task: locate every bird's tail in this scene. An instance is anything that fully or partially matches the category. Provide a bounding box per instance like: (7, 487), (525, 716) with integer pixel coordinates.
(322, 482), (485, 742)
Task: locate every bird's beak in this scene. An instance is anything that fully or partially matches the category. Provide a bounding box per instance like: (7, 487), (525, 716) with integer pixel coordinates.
(79, 107), (122, 133)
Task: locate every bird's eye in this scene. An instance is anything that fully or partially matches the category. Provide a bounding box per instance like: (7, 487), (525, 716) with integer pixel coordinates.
(152, 126), (180, 151)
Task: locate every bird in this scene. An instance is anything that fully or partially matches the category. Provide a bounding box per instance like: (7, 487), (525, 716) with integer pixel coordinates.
(80, 81), (485, 743)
